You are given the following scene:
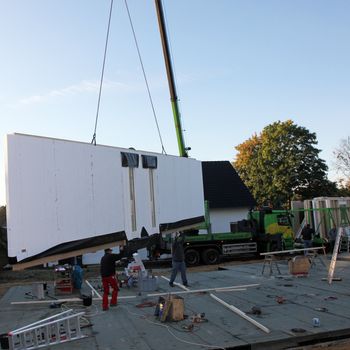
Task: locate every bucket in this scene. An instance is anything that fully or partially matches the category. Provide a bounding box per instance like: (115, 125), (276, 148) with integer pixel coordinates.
(312, 317), (320, 327)
(32, 282), (45, 300)
(82, 294), (92, 307)
(0, 333), (9, 350)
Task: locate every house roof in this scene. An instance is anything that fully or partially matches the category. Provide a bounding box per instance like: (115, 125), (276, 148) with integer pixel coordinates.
(201, 161), (256, 209)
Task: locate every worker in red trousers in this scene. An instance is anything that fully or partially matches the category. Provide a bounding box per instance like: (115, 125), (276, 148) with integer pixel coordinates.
(100, 247), (122, 311)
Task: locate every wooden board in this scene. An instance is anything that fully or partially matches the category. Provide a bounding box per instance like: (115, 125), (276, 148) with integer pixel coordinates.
(11, 240), (126, 271)
(260, 246), (326, 256)
(160, 299), (172, 322)
(288, 256), (310, 275)
(169, 296), (184, 321)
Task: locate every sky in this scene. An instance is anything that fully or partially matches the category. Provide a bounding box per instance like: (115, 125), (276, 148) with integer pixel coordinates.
(0, 0), (350, 206)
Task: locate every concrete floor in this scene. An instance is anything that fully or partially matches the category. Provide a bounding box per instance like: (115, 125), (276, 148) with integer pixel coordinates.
(1, 255), (350, 350)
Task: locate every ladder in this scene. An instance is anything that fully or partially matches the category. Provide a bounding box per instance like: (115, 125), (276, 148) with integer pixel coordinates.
(295, 217), (306, 239)
(327, 204), (350, 284)
(327, 227), (344, 284)
(8, 309), (86, 350)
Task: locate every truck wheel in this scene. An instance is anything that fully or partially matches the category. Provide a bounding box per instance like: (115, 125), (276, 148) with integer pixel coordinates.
(185, 249), (200, 266)
(202, 248), (220, 265)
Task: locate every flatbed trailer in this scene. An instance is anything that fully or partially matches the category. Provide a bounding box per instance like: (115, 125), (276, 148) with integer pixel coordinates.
(183, 232), (257, 265)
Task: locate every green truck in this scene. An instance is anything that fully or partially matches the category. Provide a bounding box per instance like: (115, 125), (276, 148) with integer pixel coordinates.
(149, 206), (295, 266)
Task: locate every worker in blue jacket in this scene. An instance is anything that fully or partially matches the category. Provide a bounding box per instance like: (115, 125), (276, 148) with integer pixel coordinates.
(169, 232), (188, 287)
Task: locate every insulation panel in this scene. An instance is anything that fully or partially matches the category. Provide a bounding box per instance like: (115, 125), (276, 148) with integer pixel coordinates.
(5, 134), (205, 262)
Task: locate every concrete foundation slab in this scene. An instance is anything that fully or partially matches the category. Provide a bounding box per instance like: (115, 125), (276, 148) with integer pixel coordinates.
(1, 257), (350, 349)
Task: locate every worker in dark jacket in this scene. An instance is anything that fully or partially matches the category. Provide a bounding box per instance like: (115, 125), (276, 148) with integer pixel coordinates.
(169, 232), (188, 287)
(327, 225), (338, 253)
(100, 247), (122, 311)
(301, 224), (315, 254)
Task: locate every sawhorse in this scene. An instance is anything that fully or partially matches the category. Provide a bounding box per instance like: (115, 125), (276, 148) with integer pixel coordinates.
(260, 246), (326, 275)
(308, 251), (326, 268)
(261, 254), (281, 275)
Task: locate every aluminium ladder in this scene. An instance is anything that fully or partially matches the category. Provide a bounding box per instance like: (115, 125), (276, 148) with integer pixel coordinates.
(8, 309), (86, 350)
(327, 204), (350, 284)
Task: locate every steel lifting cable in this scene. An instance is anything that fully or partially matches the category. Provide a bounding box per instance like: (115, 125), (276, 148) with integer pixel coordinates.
(91, 0), (114, 146)
(124, 0), (167, 155)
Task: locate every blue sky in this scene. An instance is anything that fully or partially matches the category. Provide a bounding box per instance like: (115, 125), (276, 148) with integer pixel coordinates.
(1, 0), (350, 205)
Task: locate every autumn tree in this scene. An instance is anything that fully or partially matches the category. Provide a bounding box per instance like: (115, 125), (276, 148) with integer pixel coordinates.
(234, 120), (336, 207)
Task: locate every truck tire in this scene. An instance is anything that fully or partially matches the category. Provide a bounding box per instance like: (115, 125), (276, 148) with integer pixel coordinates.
(185, 249), (200, 266)
(201, 248), (220, 265)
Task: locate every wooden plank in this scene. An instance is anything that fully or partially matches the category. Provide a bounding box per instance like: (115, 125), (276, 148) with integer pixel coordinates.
(160, 276), (190, 291)
(260, 246), (326, 256)
(11, 295), (137, 305)
(160, 298), (172, 322)
(11, 240), (126, 271)
(210, 293), (270, 333)
(147, 288), (247, 297)
(85, 280), (102, 299)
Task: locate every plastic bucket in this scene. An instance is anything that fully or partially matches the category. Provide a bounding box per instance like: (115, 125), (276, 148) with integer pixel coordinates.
(0, 333), (9, 350)
(82, 294), (92, 307)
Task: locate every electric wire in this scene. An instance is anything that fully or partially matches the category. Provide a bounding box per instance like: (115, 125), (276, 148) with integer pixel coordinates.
(124, 0), (167, 155)
(91, 0), (114, 146)
(60, 302), (100, 327)
(121, 303), (225, 350)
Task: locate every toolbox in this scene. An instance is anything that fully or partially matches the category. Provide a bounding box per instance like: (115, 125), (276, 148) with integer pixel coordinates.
(54, 265), (73, 295)
(288, 256), (310, 276)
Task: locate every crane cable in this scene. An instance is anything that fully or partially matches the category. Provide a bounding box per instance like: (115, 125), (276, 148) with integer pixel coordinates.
(124, 0), (167, 155)
(91, 0), (114, 146)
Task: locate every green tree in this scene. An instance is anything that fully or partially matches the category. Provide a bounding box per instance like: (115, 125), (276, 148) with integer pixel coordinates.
(0, 206), (6, 250)
(234, 120), (336, 207)
(0, 206), (5, 227)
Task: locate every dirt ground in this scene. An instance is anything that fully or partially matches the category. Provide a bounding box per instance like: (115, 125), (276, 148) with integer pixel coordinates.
(1, 260), (350, 350)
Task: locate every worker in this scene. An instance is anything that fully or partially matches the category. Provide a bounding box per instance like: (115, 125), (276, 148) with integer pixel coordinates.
(100, 247), (122, 311)
(169, 232), (188, 287)
(301, 224), (315, 254)
(327, 225), (338, 253)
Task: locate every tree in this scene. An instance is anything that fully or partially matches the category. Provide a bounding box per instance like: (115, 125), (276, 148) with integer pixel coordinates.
(234, 120), (336, 207)
(334, 137), (350, 181)
(0, 206), (6, 250)
(0, 206), (5, 227)
(336, 181), (350, 196)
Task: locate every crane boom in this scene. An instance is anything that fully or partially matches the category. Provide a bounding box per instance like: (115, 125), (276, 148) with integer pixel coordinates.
(154, 0), (189, 157)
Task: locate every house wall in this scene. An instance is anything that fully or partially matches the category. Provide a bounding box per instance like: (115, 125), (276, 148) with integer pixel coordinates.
(5, 133), (204, 262)
(210, 207), (249, 233)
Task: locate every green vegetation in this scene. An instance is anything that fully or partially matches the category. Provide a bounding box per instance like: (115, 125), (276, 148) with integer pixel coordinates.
(234, 120), (338, 207)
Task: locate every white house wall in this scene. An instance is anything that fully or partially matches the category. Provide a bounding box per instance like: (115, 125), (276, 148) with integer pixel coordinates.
(157, 156), (203, 226)
(5, 134), (204, 262)
(210, 207), (249, 233)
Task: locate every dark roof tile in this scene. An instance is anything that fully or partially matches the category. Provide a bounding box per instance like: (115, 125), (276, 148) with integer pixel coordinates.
(202, 161), (256, 209)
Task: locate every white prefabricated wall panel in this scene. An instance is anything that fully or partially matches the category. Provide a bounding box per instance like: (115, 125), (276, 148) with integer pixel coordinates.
(210, 207), (250, 233)
(5, 134), (204, 262)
